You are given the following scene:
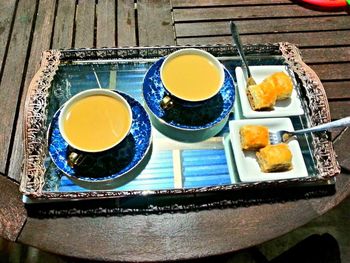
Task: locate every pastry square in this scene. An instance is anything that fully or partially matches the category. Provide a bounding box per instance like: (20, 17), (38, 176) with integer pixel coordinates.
(256, 144), (293, 172)
(235, 66), (304, 118)
(230, 118), (308, 182)
(240, 125), (269, 150)
(263, 72), (293, 100)
(246, 81), (277, 110)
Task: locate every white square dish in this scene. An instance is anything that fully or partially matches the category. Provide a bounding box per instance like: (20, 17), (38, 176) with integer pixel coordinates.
(229, 118), (308, 182)
(235, 65), (304, 118)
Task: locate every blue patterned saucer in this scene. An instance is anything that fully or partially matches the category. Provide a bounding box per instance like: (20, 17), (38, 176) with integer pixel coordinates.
(48, 91), (152, 185)
(143, 57), (235, 142)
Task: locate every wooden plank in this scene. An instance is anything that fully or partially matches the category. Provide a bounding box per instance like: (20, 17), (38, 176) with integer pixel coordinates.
(176, 31), (350, 47)
(138, 0), (175, 46)
(324, 81), (350, 100)
(0, 0), (36, 174)
(52, 0), (75, 49)
(75, 0), (95, 48)
(329, 101), (350, 120)
(330, 128), (344, 141)
(173, 4), (346, 22)
(96, 0), (116, 47)
(117, 0), (137, 46)
(0, 176), (27, 241)
(173, 5), (347, 22)
(175, 16), (350, 37)
(310, 63), (350, 82)
(333, 129), (350, 170)
(8, 0), (56, 181)
(301, 47), (350, 64)
(172, 0), (291, 7)
(0, 0), (17, 74)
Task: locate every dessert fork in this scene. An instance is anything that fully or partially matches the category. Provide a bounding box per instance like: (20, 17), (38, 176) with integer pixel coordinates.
(269, 116), (350, 144)
(230, 21), (256, 88)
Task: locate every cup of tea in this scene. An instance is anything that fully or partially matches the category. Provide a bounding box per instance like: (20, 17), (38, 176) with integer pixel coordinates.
(58, 89), (133, 167)
(160, 48), (225, 110)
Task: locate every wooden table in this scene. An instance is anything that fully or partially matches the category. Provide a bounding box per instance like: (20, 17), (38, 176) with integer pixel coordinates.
(1, 0), (349, 261)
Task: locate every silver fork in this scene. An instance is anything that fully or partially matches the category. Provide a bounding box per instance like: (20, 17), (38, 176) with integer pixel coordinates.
(269, 116), (350, 144)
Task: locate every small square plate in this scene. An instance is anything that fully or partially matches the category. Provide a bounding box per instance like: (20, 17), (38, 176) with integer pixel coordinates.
(235, 65), (304, 118)
(229, 118), (308, 182)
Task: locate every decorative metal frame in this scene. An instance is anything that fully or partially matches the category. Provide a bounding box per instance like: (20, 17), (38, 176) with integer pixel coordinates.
(21, 50), (61, 197)
(20, 43), (340, 200)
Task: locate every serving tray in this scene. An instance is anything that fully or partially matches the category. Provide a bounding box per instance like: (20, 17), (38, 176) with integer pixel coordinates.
(20, 43), (340, 213)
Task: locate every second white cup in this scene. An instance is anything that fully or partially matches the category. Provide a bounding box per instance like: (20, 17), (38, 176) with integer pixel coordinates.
(160, 48), (225, 109)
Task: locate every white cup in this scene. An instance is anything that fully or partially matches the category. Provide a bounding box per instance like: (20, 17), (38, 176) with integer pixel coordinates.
(58, 89), (133, 154)
(160, 48), (225, 109)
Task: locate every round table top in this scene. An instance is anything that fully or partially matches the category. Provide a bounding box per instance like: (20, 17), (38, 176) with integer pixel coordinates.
(19, 176), (350, 262)
(0, 130), (349, 262)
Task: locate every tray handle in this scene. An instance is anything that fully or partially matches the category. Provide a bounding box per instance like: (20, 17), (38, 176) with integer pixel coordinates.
(20, 50), (61, 196)
(279, 42), (340, 178)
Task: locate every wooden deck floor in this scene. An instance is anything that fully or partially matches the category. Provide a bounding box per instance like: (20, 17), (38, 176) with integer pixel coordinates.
(0, 0), (350, 261)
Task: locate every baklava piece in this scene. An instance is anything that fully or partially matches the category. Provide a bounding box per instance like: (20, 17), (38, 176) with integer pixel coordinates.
(256, 144), (293, 172)
(263, 72), (293, 100)
(240, 125), (269, 151)
(246, 81), (277, 110)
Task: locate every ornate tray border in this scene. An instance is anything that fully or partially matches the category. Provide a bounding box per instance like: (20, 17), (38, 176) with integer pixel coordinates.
(20, 43), (340, 199)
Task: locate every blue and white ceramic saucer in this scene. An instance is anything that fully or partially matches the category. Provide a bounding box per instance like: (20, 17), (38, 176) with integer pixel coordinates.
(48, 91), (152, 186)
(143, 57), (235, 142)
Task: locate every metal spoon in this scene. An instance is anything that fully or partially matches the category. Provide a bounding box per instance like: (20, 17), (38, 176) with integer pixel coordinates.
(230, 21), (256, 87)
